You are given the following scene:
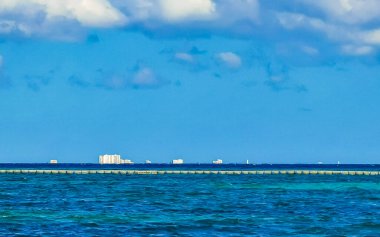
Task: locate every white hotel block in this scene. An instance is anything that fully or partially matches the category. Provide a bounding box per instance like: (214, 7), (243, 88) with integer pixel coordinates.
(212, 159), (223, 164)
(99, 154), (133, 164)
(171, 159), (184, 164)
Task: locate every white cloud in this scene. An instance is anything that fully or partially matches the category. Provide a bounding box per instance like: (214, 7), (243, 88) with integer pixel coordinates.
(301, 0), (380, 25)
(174, 52), (194, 63)
(276, 1), (380, 56)
(216, 0), (259, 24)
(341, 45), (374, 55)
(359, 28), (380, 45)
(159, 0), (216, 22)
(112, 0), (158, 21)
(0, 0), (378, 60)
(0, 0), (262, 39)
(277, 12), (335, 34)
(114, 0), (216, 22)
(70, 66), (167, 90)
(277, 12), (376, 49)
(0, 0), (127, 39)
(217, 52), (242, 68)
(0, 0), (127, 27)
(132, 67), (159, 87)
(114, 0), (259, 26)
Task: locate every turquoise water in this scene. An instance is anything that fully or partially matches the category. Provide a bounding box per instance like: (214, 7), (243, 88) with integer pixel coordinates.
(1, 174), (380, 236)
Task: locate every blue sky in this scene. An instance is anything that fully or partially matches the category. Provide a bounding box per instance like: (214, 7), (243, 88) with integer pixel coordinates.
(0, 0), (380, 163)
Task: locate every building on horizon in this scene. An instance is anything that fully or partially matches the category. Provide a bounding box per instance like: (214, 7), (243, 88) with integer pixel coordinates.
(171, 159), (184, 164)
(99, 154), (133, 164)
(145, 160), (152, 164)
(49, 160), (58, 164)
(212, 159), (223, 164)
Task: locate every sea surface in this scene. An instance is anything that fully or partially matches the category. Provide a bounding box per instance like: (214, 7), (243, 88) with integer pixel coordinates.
(0, 164), (379, 236)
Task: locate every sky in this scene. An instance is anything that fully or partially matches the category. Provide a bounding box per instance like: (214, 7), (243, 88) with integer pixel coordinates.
(0, 0), (380, 164)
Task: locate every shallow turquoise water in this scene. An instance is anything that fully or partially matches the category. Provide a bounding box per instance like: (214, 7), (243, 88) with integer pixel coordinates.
(1, 174), (380, 236)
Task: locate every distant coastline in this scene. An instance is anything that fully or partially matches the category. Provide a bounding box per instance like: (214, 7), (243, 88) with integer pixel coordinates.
(0, 163), (379, 172)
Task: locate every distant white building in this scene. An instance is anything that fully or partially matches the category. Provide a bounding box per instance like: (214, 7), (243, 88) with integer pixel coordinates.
(145, 160), (152, 164)
(49, 160), (58, 164)
(99, 154), (133, 164)
(212, 159), (223, 164)
(172, 159), (184, 164)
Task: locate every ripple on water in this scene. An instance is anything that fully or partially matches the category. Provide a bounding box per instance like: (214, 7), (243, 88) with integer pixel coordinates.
(0, 174), (379, 236)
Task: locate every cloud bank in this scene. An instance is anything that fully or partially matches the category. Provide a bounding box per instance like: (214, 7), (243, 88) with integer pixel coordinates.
(1, 0), (380, 93)
(0, 0), (126, 40)
(0, 0), (260, 39)
(1, 0), (379, 57)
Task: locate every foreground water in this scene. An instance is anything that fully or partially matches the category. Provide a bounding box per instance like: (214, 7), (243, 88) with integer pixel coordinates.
(1, 172), (380, 236)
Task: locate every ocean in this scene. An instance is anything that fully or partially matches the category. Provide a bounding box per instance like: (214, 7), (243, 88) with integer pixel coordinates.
(0, 164), (379, 236)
